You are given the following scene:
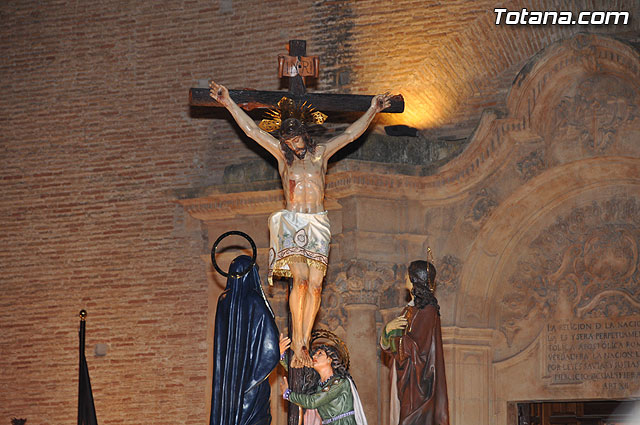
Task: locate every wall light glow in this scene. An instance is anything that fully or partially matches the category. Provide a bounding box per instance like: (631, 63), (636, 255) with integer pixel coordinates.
(377, 81), (465, 130)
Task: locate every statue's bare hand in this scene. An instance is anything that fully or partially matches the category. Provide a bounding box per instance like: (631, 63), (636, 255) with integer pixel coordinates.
(280, 376), (289, 395)
(209, 80), (231, 106)
(279, 333), (291, 356)
(385, 315), (408, 333)
(372, 92), (392, 112)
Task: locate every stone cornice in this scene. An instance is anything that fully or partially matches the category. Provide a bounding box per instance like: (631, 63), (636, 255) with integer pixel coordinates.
(441, 326), (494, 347)
(178, 114), (530, 221)
(178, 189), (285, 220)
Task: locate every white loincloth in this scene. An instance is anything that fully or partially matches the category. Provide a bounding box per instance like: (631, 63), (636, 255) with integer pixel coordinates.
(267, 210), (330, 285)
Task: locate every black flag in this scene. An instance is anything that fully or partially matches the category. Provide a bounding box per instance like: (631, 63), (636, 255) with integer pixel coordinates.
(78, 310), (98, 425)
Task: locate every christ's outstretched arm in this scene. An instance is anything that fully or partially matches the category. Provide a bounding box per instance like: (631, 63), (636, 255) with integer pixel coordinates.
(322, 93), (392, 159)
(209, 80), (283, 160)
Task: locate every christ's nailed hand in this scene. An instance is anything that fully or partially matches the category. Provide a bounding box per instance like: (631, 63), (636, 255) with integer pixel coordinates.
(209, 80), (231, 107)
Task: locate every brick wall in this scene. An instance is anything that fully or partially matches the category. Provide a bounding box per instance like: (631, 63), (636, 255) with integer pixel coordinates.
(349, 0), (639, 130)
(1, 1), (637, 424)
(0, 1), (314, 424)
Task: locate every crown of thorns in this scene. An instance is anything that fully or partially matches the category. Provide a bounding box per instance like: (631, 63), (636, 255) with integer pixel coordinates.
(311, 329), (350, 370)
(258, 97), (327, 133)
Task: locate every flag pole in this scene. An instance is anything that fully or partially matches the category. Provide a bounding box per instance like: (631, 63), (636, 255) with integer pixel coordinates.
(78, 309), (98, 425)
(78, 310), (86, 425)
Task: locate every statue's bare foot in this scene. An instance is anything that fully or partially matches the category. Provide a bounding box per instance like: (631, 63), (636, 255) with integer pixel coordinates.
(290, 354), (304, 369)
(301, 346), (314, 368)
(290, 346), (313, 369)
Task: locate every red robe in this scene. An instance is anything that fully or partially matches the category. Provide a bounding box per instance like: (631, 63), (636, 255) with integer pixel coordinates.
(384, 305), (449, 425)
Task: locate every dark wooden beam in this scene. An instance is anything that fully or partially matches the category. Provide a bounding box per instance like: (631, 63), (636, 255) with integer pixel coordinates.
(189, 88), (404, 113)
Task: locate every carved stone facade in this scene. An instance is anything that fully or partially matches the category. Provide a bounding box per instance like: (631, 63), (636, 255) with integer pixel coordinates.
(497, 197), (640, 354)
(181, 34), (640, 425)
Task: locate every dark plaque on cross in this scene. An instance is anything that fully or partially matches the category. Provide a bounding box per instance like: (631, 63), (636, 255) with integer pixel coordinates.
(189, 39), (404, 113)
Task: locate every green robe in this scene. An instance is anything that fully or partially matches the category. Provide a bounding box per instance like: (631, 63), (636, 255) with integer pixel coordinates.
(288, 377), (356, 425)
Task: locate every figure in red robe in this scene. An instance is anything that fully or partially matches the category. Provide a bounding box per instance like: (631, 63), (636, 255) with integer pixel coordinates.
(380, 260), (449, 425)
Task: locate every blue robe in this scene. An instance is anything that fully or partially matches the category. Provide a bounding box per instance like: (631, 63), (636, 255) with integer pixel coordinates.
(209, 255), (280, 425)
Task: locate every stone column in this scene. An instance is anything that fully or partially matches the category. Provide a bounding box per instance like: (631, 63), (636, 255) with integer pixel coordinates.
(334, 259), (396, 425)
(345, 303), (379, 425)
(441, 326), (494, 425)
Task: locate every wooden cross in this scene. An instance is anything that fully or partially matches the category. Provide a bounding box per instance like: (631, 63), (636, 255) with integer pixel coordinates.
(192, 40), (403, 425)
(189, 39), (404, 113)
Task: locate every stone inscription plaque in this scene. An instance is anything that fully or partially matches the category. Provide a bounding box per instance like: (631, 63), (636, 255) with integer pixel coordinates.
(544, 316), (640, 394)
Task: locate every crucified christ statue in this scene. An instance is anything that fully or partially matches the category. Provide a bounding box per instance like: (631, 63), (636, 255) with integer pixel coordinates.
(210, 80), (391, 368)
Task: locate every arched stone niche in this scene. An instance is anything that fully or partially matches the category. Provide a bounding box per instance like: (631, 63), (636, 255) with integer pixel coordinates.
(452, 34), (640, 424)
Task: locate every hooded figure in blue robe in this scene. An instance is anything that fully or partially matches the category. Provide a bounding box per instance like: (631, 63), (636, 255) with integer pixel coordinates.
(209, 255), (280, 425)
